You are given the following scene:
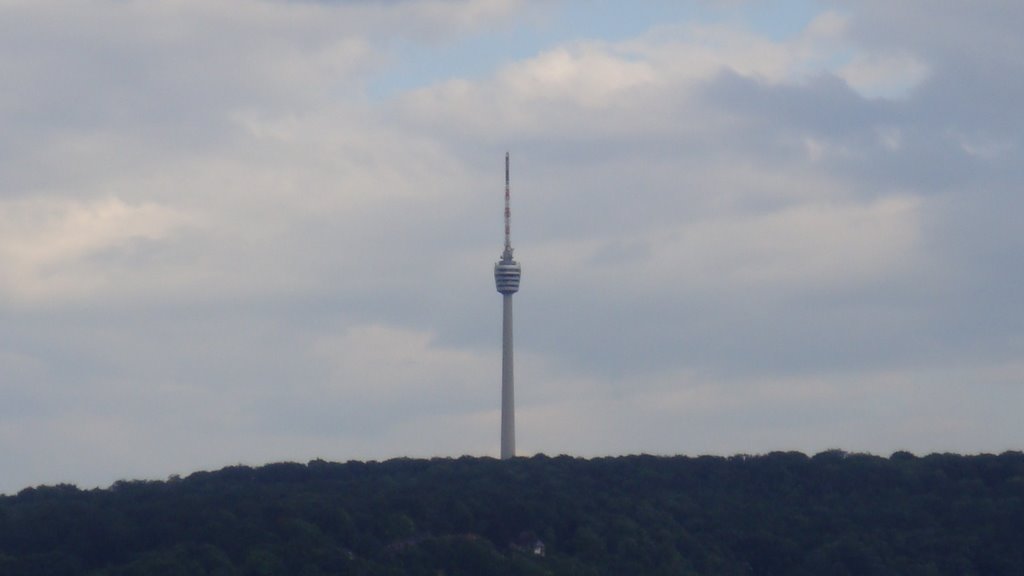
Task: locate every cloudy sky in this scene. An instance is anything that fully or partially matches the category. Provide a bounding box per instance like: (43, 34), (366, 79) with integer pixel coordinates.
(2, 0), (1022, 493)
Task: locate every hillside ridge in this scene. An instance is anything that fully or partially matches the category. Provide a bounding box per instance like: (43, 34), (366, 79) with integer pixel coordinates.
(2, 451), (1023, 575)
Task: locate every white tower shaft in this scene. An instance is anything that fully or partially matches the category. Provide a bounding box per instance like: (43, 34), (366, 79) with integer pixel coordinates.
(501, 294), (515, 459)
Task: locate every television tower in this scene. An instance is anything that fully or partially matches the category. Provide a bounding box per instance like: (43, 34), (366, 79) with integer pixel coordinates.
(494, 152), (521, 460)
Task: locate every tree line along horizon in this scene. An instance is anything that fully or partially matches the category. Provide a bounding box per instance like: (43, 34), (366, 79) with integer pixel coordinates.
(2, 450), (1023, 575)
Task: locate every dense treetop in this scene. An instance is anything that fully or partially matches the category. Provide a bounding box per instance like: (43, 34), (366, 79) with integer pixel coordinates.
(1, 451), (1023, 575)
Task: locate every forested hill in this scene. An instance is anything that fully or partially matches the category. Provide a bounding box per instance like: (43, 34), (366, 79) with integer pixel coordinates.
(2, 452), (1023, 575)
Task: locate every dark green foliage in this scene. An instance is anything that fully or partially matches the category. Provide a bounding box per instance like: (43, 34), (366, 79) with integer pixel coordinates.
(1, 452), (1023, 575)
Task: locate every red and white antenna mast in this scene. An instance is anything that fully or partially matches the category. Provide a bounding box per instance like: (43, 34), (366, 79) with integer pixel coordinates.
(503, 152), (513, 261)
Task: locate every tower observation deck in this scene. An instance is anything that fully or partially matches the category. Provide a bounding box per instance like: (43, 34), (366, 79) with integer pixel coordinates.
(495, 152), (520, 460)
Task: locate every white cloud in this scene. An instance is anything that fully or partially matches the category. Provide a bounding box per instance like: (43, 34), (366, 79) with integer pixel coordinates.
(394, 10), (909, 141)
(0, 196), (194, 304)
(531, 195), (925, 303)
(839, 51), (929, 99)
(501, 44), (657, 107)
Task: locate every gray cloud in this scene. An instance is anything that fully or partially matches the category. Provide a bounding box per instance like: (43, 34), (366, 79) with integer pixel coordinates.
(1, 1), (1021, 493)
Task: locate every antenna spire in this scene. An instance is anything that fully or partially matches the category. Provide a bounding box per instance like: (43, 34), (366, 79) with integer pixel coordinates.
(503, 152), (513, 261)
